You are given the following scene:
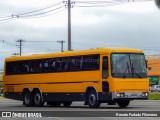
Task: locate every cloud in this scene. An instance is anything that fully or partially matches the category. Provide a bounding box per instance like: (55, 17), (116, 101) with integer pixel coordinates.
(71, 5), (160, 49)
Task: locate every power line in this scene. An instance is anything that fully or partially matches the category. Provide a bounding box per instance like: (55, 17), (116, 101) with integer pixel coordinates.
(17, 2), (63, 16)
(0, 18), (15, 24)
(24, 41), (57, 42)
(22, 49), (60, 52)
(0, 15), (11, 19)
(0, 40), (17, 47)
(74, 0), (153, 7)
(0, 1), (65, 22)
(75, 0), (124, 3)
(0, 17), (13, 22)
(20, 8), (67, 19)
(18, 6), (65, 18)
(0, 0), (153, 19)
(18, 40), (66, 55)
(74, 0), (130, 7)
(75, 1), (125, 5)
(24, 40), (66, 53)
(72, 41), (127, 48)
(75, 0), (152, 3)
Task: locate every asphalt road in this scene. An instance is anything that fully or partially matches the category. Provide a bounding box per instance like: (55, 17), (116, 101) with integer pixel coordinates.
(0, 98), (159, 120)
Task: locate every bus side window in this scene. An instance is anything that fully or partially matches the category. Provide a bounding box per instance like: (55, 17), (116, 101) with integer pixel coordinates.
(69, 57), (76, 71)
(56, 58), (62, 71)
(44, 59), (49, 72)
(102, 56), (108, 79)
(82, 55), (100, 70)
(61, 57), (68, 71)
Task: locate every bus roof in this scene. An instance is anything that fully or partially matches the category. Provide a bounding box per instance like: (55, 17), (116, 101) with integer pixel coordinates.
(5, 47), (143, 61)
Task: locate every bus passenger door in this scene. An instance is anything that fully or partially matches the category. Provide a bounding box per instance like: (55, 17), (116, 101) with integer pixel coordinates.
(102, 56), (109, 92)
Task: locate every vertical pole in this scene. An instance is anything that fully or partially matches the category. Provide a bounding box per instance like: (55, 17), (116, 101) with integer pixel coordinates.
(68, 0), (71, 51)
(20, 39), (22, 56)
(57, 40), (65, 52)
(61, 41), (63, 52)
(16, 39), (24, 56)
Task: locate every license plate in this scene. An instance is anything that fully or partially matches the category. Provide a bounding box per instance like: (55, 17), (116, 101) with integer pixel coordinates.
(131, 93), (137, 96)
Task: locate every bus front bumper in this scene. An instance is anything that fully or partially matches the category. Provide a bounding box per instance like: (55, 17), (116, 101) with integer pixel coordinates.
(112, 92), (149, 100)
(98, 92), (149, 101)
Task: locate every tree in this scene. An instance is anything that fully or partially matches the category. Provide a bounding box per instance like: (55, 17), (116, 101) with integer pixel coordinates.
(155, 0), (160, 8)
(0, 82), (2, 88)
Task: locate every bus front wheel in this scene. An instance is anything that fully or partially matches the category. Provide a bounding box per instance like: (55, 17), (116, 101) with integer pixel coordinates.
(117, 100), (130, 108)
(87, 90), (100, 108)
(33, 91), (44, 107)
(63, 101), (72, 107)
(23, 91), (33, 107)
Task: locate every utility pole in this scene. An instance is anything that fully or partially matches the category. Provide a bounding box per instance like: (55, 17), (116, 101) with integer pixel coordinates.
(16, 39), (24, 56)
(57, 40), (65, 52)
(68, 0), (72, 51)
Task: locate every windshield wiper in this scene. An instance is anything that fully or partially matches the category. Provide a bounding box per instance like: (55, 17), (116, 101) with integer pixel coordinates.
(123, 62), (129, 78)
(131, 63), (142, 78)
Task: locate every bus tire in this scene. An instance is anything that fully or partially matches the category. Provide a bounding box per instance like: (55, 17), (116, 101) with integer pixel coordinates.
(62, 101), (72, 107)
(33, 90), (44, 107)
(47, 102), (61, 107)
(117, 100), (130, 108)
(87, 90), (100, 108)
(23, 91), (33, 107)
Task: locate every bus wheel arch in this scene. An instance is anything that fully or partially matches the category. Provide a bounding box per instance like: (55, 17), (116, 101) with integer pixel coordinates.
(85, 86), (100, 108)
(62, 101), (72, 107)
(47, 102), (62, 107)
(32, 88), (44, 107)
(23, 88), (33, 107)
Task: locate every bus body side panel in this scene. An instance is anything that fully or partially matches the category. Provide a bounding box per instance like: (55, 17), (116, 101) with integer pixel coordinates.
(3, 70), (103, 102)
(4, 92), (22, 101)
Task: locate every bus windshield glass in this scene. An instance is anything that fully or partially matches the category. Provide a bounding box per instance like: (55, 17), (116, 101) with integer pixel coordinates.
(111, 53), (147, 78)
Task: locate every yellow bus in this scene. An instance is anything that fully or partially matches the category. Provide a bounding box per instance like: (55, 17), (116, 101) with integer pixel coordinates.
(3, 48), (149, 108)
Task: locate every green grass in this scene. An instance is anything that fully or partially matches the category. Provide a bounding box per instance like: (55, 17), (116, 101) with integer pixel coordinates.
(0, 84), (2, 88)
(149, 92), (160, 100)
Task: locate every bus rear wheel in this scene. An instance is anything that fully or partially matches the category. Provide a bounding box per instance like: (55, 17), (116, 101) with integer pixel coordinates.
(87, 90), (100, 108)
(117, 100), (130, 108)
(23, 91), (33, 107)
(33, 91), (44, 107)
(48, 102), (62, 107)
(63, 101), (72, 107)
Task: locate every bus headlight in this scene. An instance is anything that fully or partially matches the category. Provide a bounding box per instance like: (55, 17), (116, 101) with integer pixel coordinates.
(120, 93), (124, 97)
(116, 93), (120, 97)
(142, 92), (149, 97)
(116, 93), (125, 97)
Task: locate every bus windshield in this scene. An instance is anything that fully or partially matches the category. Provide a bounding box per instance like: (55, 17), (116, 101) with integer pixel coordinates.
(111, 53), (147, 78)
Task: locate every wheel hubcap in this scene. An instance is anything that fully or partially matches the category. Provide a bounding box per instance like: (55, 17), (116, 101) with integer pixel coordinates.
(25, 94), (30, 104)
(89, 94), (96, 105)
(35, 94), (41, 104)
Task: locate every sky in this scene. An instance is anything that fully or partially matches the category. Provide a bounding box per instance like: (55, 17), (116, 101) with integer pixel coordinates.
(0, 0), (160, 70)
